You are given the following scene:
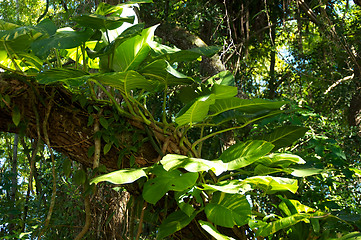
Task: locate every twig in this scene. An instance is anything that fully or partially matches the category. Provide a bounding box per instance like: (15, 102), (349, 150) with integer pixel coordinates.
(135, 201), (147, 240)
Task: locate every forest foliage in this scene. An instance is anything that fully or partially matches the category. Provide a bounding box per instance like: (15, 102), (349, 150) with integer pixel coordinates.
(0, 0), (361, 239)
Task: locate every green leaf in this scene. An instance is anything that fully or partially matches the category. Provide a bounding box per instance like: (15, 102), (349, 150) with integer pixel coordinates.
(202, 180), (252, 194)
(160, 154), (228, 176)
(258, 126), (308, 150)
(73, 169), (86, 185)
(72, 14), (134, 30)
(12, 106), (21, 126)
(111, 25), (157, 72)
(92, 70), (155, 93)
(211, 84), (238, 99)
(219, 140), (274, 170)
(103, 142), (112, 155)
(36, 68), (89, 85)
(63, 158), (72, 177)
(99, 117), (108, 129)
(0, 20), (19, 31)
(291, 168), (323, 177)
(256, 153), (305, 168)
(90, 168), (146, 185)
(204, 192), (251, 228)
(150, 43), (221, 63)
(209, 98), (287, 117)
(175, 94), (215, 126)
(249, 214), (308, 237)
(199, 220), (236, 240)
(207, 71), (235, 86)
(339, 232), (361, 240)
(156, 210), (197, 239)
(254, 164), (286, 176)
(31, 27), (93, 58)
(139, 59), (193, 86)
(142, 166), (198, 204)
(243, 176), (298, 194)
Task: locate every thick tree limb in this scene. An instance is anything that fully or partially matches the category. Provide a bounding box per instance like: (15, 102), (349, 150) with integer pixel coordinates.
(0, 73), (158, 170)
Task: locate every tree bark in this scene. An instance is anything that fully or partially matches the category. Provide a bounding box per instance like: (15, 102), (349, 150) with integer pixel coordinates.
(0, 74), (158, 171)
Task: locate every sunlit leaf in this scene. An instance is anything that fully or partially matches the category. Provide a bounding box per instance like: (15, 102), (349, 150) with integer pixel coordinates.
(90, 168), (147, 185)
(291, 168), (322, 177)
(243, 176), (298, 194)
(202, 180), (252, 194)
(161, 154), (228, 176)
(204, 192), (251, 228)
(219, 140), (274, 170)
(206, 71), (235, 86)
(111, 25), (157, 71)
(256, 153), (305, 168)
(175, 94), (216, 126)
(199, 220), (236, 240)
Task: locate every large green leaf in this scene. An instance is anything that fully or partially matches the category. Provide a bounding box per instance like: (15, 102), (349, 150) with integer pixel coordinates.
(156, 210), (198, 239)
(258, 126), (308, 150)
(211, 84), (238, 99)
(249, 213), (314, 237)
(95, 1), (153, 16)
(256, 153), (305, 168)
(202, 180), (252, 194)
(36, 68), (89, 85)
(90, 168), (147, 185)
(175, 94), (216, 126)
(111, 25), (157, 72)
(219, 140), (274, 170)
(0, 20), (19, 31)
(206, 71), (235, 86)
(209, 98), (287, 117)
(199, 220), (236, 240)
(87, 23), (145, 59)
(204, 192), (251, 228)
(92, 70), (155, 93)
(243, 176), (298, 194)
(139, 59), (194, 86)
(290, 168), (323, 177)
(150, 42), (221, 63)
(160, 154), (228, 176)
(142, 166), (198, 204)
(72, 14), (134, 30)
(31, 27), (93, 58)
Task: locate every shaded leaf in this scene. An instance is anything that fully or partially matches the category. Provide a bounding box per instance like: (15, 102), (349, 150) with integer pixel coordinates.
(72, 14), (134, 30)
(12, 106), (21, 126)
(258, 126), (308, 150)
(142, 166), (198, 204)
(36, 68), (89, 85)
(204, 192), (251, 228)
(209, 98), (287, 117)
(157, 210), (197, 239)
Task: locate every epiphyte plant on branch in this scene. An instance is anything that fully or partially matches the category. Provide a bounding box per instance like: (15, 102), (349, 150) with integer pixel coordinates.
(0, 0), (359, 239)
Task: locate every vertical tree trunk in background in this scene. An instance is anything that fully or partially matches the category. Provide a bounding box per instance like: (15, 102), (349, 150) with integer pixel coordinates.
(268, 13), (277, 99)
(9, 134), (19, 234)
